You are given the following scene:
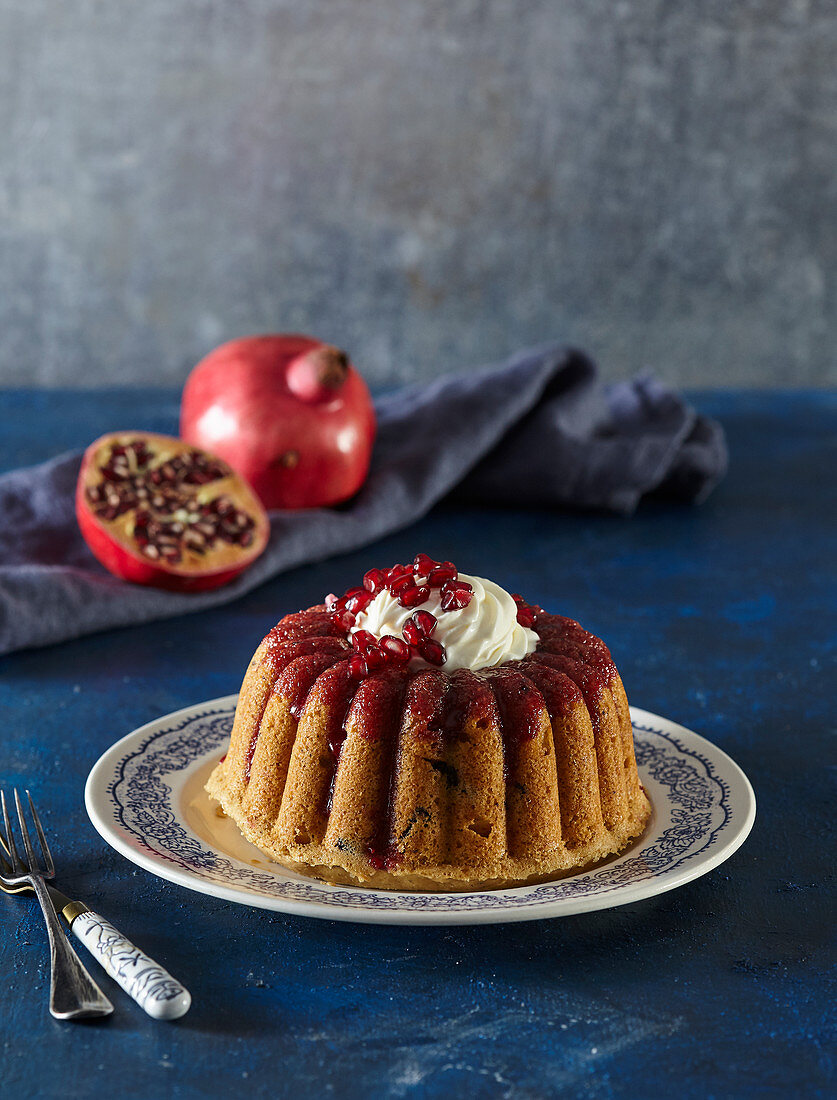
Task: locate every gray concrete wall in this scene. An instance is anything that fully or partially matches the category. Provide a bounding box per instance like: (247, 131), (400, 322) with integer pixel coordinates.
(0, 0), (834, 389)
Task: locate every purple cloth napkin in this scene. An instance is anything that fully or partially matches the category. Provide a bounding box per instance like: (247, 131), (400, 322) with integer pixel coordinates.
(0, 344), (726, 656)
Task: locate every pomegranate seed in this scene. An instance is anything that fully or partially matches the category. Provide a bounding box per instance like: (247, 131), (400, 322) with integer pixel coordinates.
(366, 647), (387, 672)
(351, 629), (376, 653)
(428, 562), (457, 587)
(516, 605), (536, 628)
(363, 568), (386, 594)
(411, 610), (437, 637)
(402, 619), (422, 646)
(418, 638), (446, 666)
(379, 635), (411, 663)
(446, 578), (472, 594)
(332, 610), (356, 633)
(440, 580), (473, 611)
(398, 584), (430, 608)
(348, 654), (368, 679)
(385, 563), (412, 587)
(389, 573), (416, 597)
(412, 553), (438, 576)
(344, 587), (373, 614)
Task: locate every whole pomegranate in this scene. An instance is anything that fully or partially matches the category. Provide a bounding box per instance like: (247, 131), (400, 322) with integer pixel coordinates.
(180, 335), (376, 510)
(76, 432), (269, 591)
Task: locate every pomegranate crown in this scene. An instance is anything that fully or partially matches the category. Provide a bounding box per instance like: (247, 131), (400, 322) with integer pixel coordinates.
(286, 344), (350, 402)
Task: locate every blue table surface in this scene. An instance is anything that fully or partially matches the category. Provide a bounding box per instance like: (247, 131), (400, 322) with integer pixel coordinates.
(0, 388), (834, 1100)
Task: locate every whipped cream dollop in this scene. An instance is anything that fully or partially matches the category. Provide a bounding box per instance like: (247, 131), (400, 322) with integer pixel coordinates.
(352, 572), (538, 672)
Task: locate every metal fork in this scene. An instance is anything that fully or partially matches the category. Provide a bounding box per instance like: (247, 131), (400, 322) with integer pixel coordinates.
(0, 789), (113, 1019)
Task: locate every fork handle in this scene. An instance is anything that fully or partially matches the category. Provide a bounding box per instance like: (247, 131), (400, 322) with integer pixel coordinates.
(70, 910), (191, 1020)
(28, 876), (114, 1019)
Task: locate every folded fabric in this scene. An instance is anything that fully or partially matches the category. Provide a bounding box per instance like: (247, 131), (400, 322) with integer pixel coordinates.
(0, 344), (727, 656)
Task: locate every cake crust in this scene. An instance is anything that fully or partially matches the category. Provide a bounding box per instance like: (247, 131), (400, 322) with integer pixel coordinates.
(205, 602), (651, 892)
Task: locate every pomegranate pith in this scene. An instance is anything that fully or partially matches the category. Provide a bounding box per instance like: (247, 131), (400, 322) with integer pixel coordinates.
(75, 432), (269, 591)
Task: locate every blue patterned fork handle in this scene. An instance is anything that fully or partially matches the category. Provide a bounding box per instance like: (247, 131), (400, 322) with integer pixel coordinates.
(63, 904), (191, 1020)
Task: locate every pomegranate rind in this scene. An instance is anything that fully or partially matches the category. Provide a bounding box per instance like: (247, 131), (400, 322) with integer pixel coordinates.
(75, 431), (270, 592)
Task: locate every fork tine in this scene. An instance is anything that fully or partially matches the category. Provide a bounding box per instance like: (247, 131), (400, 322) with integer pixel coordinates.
(14, 788), (39, 873)
(0, 813), (12, 871)
(26, 790), (54, 877)
(1, 791), (21, 871)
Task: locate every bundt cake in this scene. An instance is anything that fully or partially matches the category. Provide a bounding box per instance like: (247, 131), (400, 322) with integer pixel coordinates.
(206, 556), (651, 891)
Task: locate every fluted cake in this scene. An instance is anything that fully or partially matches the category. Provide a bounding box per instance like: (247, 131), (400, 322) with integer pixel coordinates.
(206, 556), (651, 891)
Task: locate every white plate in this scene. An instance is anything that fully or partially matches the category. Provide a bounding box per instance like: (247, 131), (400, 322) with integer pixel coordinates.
(85, 696), (755, 926)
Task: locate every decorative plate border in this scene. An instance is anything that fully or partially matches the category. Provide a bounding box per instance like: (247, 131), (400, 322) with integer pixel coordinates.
(85, 697), (755, 925)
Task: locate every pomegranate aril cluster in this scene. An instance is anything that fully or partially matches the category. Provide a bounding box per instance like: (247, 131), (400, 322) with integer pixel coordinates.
(86, 439), (256, 563)
(353, 556), (474, 613)
(346, 608), (445, 679)
(328, 554), (476, 679)
(348, 628), (412, 680)
(324, 590), (363, 633)
(404, 608), (445, 665)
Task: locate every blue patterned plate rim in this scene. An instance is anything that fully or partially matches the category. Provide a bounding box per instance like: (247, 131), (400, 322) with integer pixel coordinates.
(85, 696), (755, 926)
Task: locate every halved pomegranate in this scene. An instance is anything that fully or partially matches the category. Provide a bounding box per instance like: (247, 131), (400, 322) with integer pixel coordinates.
(75, 432), (269, 591)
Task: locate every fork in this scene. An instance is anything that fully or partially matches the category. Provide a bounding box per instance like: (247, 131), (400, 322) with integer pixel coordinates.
(0, 789), (113, 1020)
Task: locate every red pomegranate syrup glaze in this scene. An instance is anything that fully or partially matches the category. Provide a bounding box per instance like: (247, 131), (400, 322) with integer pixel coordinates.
(481, 667), (545, 780)
(334, 670), (409, 870)
(243, 648), (347, 780)
(238, 606), (613, 869)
